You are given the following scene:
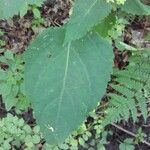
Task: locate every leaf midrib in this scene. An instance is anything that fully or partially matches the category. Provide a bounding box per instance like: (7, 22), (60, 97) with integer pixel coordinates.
(84, 0), (98, 17)
(55, 43), (71, 126)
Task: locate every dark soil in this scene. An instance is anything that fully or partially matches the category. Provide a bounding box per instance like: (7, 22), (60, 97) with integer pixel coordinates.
(105, 117), (150, 150)
(0, 0), (71, 53)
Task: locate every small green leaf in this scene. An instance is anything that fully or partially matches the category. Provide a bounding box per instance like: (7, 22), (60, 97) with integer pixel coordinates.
(59, 144), (69, 150)
(3, 95), (18, 111)
(33, 126), (40, 134)
(94, 14), (116, 37)
(79, 137), (85, 146)
(16, 95), (30, 111)
(82, 134), (88, 141)
(97, 144), (105, 150)
(119, 138), (134, 150)
(145, 32), (150, 40)
(0, 56), (7, 63)
(32, 135), (41, 144)
(25, 134), (32, 143)
(0, 83), (11, 96)
(23, 125), (32, 134)
(0, 70), (7, 80)
(33, 7), (41, 19)
(4, 51), (14, 60)
(3, 141), (11, 149)
(18, 118), (25, 127)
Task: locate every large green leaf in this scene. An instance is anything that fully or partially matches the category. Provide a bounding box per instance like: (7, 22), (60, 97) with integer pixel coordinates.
(121, 0), (150, 15)
(0, 0), (44, 19)
(24, 28), (113, 144)
(64, 0), (112, 43)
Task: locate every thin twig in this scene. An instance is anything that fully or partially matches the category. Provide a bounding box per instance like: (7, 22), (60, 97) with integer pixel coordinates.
(111, 123), (150, 147)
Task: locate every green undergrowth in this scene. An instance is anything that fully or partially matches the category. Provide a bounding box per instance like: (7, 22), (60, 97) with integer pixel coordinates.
(0, 49), (30, 112)
(0, 113), (41, 150)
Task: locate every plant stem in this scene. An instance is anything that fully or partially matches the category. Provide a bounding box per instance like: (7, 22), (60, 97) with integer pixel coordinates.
(111, 123), (150, 147)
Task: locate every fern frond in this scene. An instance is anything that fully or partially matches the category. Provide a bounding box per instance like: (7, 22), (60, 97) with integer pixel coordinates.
(102, 50), (150, 127)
